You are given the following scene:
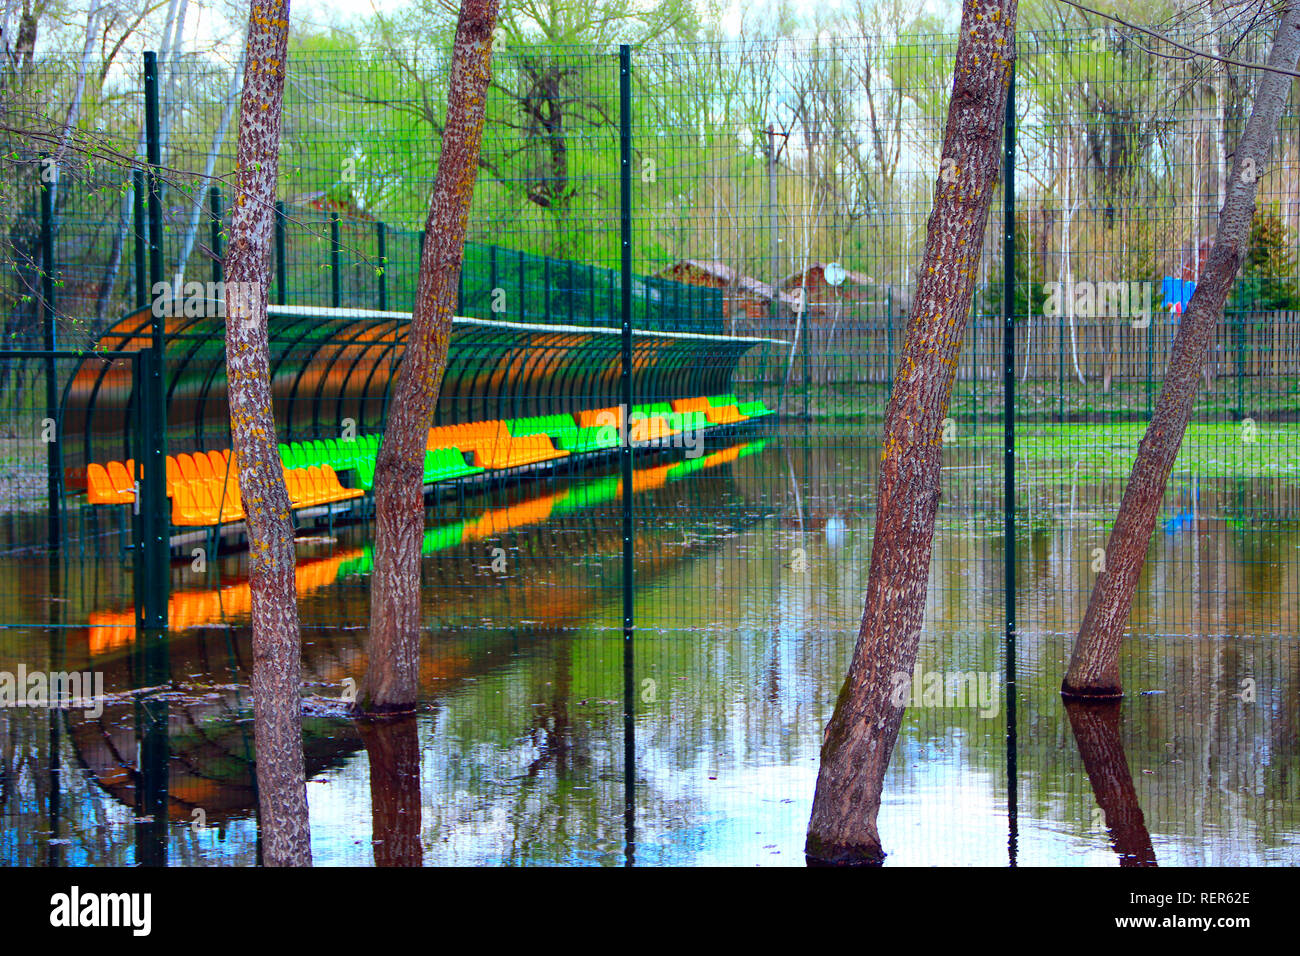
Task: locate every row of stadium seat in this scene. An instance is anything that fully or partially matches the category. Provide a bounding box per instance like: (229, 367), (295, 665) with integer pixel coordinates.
(87, 448), (366, 524)
(83, 393), (773, 522)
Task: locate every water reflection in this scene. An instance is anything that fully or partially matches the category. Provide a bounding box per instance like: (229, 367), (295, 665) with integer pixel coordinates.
(1064, 701), (1156, 867)
(359, 716), (422, 867)
(0, 432), (1297, 865)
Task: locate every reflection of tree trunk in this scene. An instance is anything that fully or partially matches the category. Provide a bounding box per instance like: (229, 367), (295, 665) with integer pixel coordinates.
(1063, 4), (1300, 698)
(805, 0), (1016, 866)
(359, 716), (423, 867)
(1064, 701), (1156, 867)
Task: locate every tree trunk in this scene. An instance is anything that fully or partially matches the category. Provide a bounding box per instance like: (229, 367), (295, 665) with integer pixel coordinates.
(223, 0), (311, 866)
(1063, 701), (1156, 866)
(356, 0), (499, 716)
(805, 0), (1017, 866)
(1062, 3), (1300, 698)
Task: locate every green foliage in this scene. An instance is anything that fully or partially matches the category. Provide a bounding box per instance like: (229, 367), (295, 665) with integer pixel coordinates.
(979, 216), (1049, 319)
(1236, 204), (1300, 311)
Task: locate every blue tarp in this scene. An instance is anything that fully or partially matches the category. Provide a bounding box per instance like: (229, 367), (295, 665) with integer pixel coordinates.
(1162, 277), (1196, 312)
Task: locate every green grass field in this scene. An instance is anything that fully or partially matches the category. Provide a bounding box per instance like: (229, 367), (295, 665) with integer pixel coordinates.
(987, 422), (1300, 480)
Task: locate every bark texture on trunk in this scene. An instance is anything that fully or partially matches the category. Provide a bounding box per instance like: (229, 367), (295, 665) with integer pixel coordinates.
(1062, 4), (1300, 699)
(356, 0), (499, 716)
(1064, 701), (1156, 867)
(805, 0), (1018, 866)
(224, 0), (311, 867)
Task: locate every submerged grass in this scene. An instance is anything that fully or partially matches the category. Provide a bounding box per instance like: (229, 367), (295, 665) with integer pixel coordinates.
(976, 422), (1300, 479)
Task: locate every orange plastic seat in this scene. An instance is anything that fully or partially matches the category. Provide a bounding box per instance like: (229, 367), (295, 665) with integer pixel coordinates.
(192, 453), (216, 480)
(629, 415), (672, 443)
(170, 481), (206, 526)
(575, 407), (621, 430)
(470, 433), (569, 470)
(670, 396), (711, 413)
(705, 404), (747, 425)
(106, 461), (136, 498)
(177, 453), (202, 482)
(87, 463), (133, 505)
(320, 465), (364, 502)
(165, 456), (181, 496)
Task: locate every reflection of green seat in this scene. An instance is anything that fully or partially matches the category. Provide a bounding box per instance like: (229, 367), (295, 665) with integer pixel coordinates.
(421, 520), (465, 553)
(340, 521), (466, 577)
(708, 394), (740, 407)
(667, 454), (711, 478)
(551, 475), (622, 514)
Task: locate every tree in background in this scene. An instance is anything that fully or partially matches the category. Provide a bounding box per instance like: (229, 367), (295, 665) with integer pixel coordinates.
(1062, 1), (1300, 698)
(1237, 202), (1300, 309)
(223, 0), (311, 865)
(355, 0), (500, 716)
(805, 0), (1018, 865)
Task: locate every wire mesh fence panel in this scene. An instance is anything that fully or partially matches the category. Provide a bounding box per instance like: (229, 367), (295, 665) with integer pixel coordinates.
(1, 21), (1298, 866)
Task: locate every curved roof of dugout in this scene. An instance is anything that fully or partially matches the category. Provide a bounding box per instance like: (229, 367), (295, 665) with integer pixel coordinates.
(60, 303), (786, 466)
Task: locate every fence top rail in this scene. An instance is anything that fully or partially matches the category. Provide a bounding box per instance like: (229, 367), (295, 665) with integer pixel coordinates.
(267, 305), (793, 346)
(0, 349), (145, 360)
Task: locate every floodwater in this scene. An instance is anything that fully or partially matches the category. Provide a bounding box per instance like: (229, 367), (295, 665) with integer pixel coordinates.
(1, 428), (1297, 866)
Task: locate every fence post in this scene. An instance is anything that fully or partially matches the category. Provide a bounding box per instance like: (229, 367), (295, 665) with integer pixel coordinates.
(618, 42), (636, 863)
(208, 186), (223, 284)
(133, 169), (147, 308)
(1001, 56), (1018, 866)
(275, 201), (287, 305)
(330, 211), (342, 308)
(376, 221), (387, 310)
(142, 50), (169, 631)
(40, 156), (61, 548)
(512, 248), (522, 323)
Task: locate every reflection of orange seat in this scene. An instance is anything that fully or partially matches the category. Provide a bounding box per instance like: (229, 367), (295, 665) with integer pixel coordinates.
(87, 609), (136, 655)
(462, 491), (563, 540)
(631, 462), (674, 493)
(85, 549), (364, 653)
(670, 396), (710, 413)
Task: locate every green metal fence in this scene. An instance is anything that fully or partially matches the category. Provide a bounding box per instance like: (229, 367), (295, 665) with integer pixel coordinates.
(1, 21), (1298, 866)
